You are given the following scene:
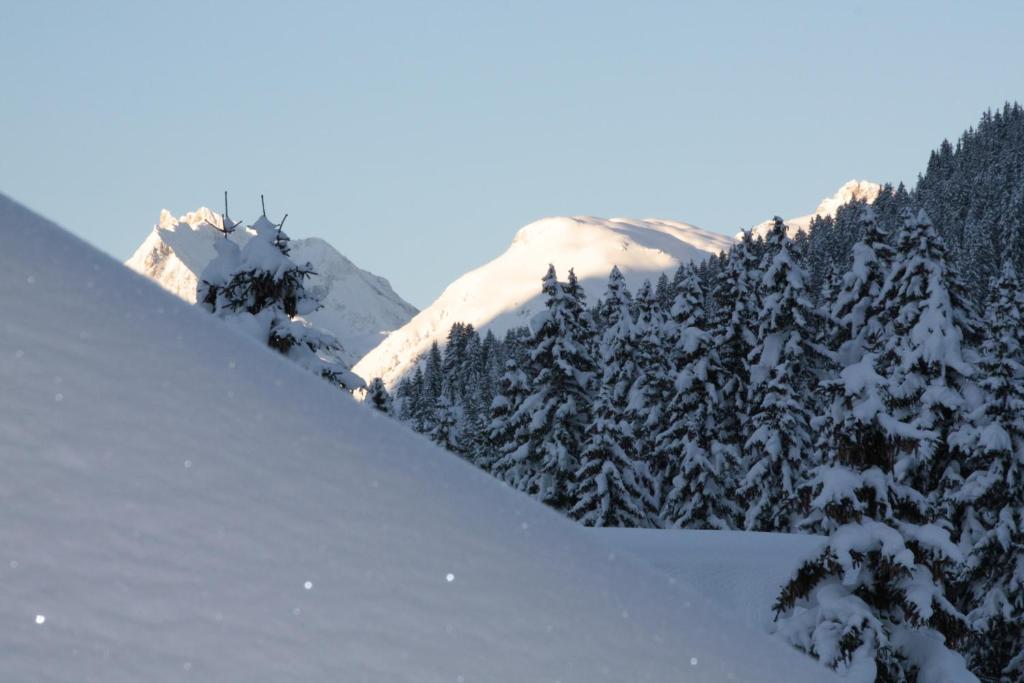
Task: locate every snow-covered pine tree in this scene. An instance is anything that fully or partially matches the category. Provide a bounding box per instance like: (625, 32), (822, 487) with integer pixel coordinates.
(395, 367), (425, 426)
(424, 341), (444, 403)
(416, 341), (445, 434)
(625, 279), (671, 498)
(429, 393), (462, 453)
(487, 358), (532, 477)
(456, 326), (491, 464)
(477, 329), (503, 410)
(804, 206), (896, 535)
(873, 208), (978, 511)
(829, 207), (896, 361)
(657, 266), (738, 529)
(774, 435), (968, 681)
(708, 231), (761, 468)
(774, 209), (971, 681)
(197, 199), (363, 391)
(774, 346), (969, 680)
(441, 323), (470, 399)
(518, 265), (595, 511)
(654, 271), (674, 312)
(739, 217), (820, 532)
(953, 262), (1024, 681)
(366, 377), (392, 414)
(571, 267), (657, 527)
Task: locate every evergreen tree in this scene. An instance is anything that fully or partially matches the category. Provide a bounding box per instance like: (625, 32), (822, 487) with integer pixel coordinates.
(775, 211), (971, 681)
(874, 209), (978, 510)
(739, 218), (820, 531)
(829, 207), (897, 361)
(518, 265), (595, 510)
(658, 267), (738, 529)
(953, 263), (1024, 680)
(774, 344), (967, 681)
(415, 341), (445, 434)
(197, 200), (363, 391)
(397, 367), (425, 427)
(487, 358), (532, 477)
(571, 267), (657, 527)
(709, 231), (761, 466)
(429, 394), (462, 453)
(625, 279), (671, 497)
(366, 377), (392, 414)
(805, 207), (896, 535)
(654, 271), (674, 311)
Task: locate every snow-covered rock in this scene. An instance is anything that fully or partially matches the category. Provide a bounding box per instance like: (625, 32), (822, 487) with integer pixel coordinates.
(744, 180), (883, 240)
(126, 207), (418, 364)
(0, 192), (835, 681)
(355, 215), (734, 387)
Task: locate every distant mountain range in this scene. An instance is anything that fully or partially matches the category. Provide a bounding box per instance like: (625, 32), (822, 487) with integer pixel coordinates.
(355, 180), (879, 388)
(128, 181), (879, 384)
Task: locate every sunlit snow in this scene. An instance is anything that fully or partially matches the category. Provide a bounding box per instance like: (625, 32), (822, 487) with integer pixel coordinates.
(0, 193), (836, 681)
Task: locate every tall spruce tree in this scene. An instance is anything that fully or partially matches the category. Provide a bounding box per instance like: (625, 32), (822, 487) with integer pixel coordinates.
(775, 209), (971, 681)
(625, 280), (671, 497)
(518, 265), (595, 510)
(953, 262), (1024, 681)
(709, 231), (761, 470)
(488, 358), (532, 478)
(571, 267), (657, 527)
(739, 218), (821, 531)
(873, 209), (978, 511)
(657, 267), (738, 529)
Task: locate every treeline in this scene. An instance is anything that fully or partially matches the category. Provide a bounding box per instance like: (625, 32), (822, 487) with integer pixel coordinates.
(362, 105), (1024, 680)
(371, 201), (1020, 680)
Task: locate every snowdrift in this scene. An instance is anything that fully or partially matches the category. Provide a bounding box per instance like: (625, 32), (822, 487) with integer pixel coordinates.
(596, 530), (978, 683)
(355, 215), (735, 387)
(0, 194), (833, 681)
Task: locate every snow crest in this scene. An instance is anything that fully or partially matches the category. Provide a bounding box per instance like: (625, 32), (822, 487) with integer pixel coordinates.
(355, 215), (734, 387)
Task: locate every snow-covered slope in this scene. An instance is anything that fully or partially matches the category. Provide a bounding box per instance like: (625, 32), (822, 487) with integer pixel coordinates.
(744, 180), (882, 239)
(0, 194), (834, 682)
(595, 529), (978, 683)
(355, 215), (734, 387)
(126, 207), (418, 364)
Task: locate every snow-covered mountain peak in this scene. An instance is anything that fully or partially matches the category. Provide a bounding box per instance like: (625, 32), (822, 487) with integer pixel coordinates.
(127, 207), (417, 364)
(813, 179), (882, 217)
(157, 205), (223, 232)
(354, 215), (733, 388)
(745, 179), (882, 239)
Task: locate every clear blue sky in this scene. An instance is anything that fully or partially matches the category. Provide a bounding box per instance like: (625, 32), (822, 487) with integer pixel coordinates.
(2, 1), (1022, 308)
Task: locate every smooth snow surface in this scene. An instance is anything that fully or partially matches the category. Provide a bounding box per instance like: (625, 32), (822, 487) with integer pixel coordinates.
(594, 529), (826, 632)
(0, 195), (833, 682)
(596, 529), (978, 683)
(126, 207), (418, 364)
(744, 180), (882, 239)
(355, 215), (735, 387)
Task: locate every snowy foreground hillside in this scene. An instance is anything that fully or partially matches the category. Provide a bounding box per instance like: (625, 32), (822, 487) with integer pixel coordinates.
(745, 180), (882, 239)
(0, 194), (833, 681)
(355, 215), (734, 387)
(127, 207), (418, 364)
